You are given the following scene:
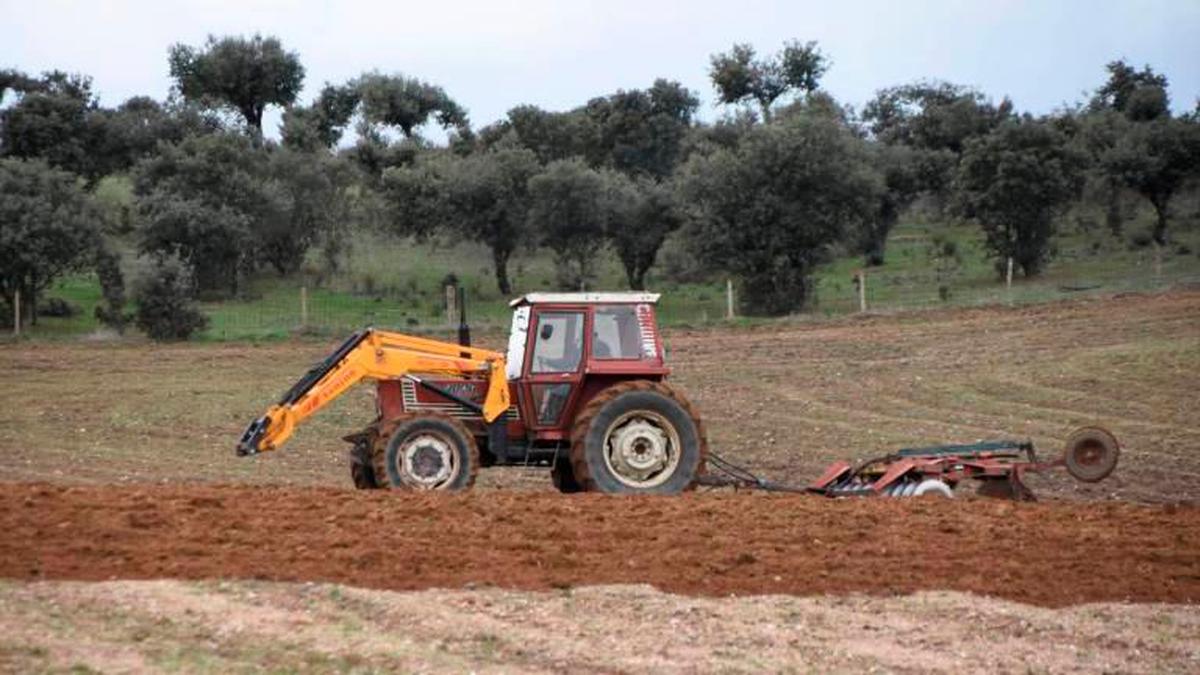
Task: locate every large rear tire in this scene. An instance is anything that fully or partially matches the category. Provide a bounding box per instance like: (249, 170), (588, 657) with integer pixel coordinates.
(569, 381), (706, 494)
(378, 414), (479, 491)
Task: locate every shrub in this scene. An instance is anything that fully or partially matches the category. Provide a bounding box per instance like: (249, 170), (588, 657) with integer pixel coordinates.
(36, 297), (80, 317)
(133, 255), (209, 341)
(94, 247), (131, 333)
(1127, 231), (1154, 249)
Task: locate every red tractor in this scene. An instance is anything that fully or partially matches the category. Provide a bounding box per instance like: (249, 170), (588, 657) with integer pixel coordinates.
(237, 293), (707, 494)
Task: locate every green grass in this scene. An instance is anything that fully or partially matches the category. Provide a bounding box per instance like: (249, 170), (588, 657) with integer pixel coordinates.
(13, 209), (1200, 341)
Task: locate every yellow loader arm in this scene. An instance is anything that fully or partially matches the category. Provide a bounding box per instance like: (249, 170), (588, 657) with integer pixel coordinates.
(236, 328), (508, 456)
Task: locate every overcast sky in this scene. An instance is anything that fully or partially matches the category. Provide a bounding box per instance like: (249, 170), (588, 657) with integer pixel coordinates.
(2, 0), (1197, 139)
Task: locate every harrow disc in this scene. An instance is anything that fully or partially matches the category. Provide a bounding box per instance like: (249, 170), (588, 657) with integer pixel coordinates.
(1062, 426), (1120, 483)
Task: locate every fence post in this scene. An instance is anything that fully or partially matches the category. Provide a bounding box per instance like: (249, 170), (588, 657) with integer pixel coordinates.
(856, 270), (867, 313)
(300, 285), (308, 330)
(725, 279), (734, 320)
(1005, 257), (1014, 305)
(12, 289), (19, 337)
(445, 284), (457, 327)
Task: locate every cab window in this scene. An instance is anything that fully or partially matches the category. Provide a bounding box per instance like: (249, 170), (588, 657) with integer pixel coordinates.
(591, 305), (642, 360)
(531, 312), (584, 373)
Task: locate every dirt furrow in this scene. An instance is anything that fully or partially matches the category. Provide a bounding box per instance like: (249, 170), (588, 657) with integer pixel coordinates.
(2, 483), (1197, 608)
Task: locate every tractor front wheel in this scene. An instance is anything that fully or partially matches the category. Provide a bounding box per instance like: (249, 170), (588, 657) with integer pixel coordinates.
(380, 415), (479, 491)
(570, 381), (706, 494)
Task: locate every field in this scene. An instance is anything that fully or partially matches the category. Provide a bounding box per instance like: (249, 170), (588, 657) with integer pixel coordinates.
(2, 289), (1199, 671)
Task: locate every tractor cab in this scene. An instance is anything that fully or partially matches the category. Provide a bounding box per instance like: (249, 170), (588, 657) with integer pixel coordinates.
(504, 293), (668, 441)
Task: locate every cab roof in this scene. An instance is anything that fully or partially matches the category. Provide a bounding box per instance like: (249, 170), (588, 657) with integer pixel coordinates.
(509, 292), (660, 307)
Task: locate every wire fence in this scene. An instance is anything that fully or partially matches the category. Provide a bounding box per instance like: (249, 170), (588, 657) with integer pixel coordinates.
(6, 241), (1197, 341)
(193, 248), (1200, 341)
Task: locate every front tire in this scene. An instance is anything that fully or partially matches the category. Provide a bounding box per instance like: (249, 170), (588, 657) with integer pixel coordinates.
(381, 415), (479, 491)
(569, 381), (706, 494)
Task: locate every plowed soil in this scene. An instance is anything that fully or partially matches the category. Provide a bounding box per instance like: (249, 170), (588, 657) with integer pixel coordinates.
(3, 484), (1197, 607)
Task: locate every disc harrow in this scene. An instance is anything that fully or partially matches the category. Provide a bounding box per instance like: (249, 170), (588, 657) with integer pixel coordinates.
(700, 426), (1120, 501)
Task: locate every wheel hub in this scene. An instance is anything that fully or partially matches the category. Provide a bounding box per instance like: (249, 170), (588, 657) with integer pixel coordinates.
(400, 434), (453, 488)
(608, 419), (670, 483)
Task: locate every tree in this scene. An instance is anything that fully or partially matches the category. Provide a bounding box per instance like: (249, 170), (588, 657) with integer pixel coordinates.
(168, 34), (305, 133)
(955, 120), (1085, 277)
(259, 149), (357, 275)
(605, 175), (684, 290)
(87, 96), (221, 176)
(444, 146), (540, 294)
(1103, 117), (1200, 245)
(584, 79), (699, 178)
(479, 105), (595, 164)
(857, 144), (922, 266)
(281, 83), (360, 151)
(380, 150), (455, 239)
(355, 72), (468, 139)
(1092, 60), (1170, 121)
(133, 133), (266, 294)
(863, 81), (1013, 154)
(133, 254), (209, 341)
(528, 159), (610, 290)
(0, 72), (98, 177)
(0, 158), (101, 324)
(680, 114), (880, 315)
(862, 81), (1013, 208)
(708, 40), (827, 123)
(0, 68), (43, 100)
(93, 246), (130, 333)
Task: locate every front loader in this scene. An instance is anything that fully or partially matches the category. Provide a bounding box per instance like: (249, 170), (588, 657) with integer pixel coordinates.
(237, 293), (708, 494)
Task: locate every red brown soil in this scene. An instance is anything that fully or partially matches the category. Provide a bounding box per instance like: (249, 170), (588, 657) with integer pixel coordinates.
(3, 483), (1197, 608)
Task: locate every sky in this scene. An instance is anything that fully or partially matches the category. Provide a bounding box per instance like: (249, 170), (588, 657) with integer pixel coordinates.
(2, 0), (1197, 140)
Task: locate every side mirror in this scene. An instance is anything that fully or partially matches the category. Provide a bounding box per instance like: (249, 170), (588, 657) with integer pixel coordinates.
(539, 323), (554, 340)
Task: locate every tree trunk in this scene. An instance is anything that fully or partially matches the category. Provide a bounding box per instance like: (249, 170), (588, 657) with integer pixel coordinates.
(1105, 186), (1123, 237)
(1151, 199), (1169, 246)
(628, 266), (647, 291)
(492, 248), (512, 296)
(620, 257), (641, 291)
(759, 101), (773, 124)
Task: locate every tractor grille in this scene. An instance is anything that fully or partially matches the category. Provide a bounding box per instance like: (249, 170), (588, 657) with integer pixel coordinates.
(400, 380), (521, 421)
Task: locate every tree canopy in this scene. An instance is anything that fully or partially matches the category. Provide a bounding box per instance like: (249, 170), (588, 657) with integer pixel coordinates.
(955, 120), (1086, 276)
(681, 113), (880, 315)
(0, 158), (101, 320)
(527, 158), (611, 290)
(168, 34), (305, 133)
(1102, 116), (1200, 245)
(709, 41), (827, 122)
(356, 72), (468, 139)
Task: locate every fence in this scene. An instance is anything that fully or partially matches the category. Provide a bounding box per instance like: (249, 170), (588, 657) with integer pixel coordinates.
(191, 251), (1199, 341)
(8, 239), (1199, 340)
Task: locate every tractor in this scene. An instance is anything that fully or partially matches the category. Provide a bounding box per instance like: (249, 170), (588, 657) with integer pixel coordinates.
(237, 291), (1120, 500)
(237, 292), (707, 494)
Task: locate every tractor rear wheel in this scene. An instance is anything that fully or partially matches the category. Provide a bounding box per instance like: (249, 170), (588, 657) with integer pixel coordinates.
(569, 381), (706, 494)
(380, 414), (479, 491)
